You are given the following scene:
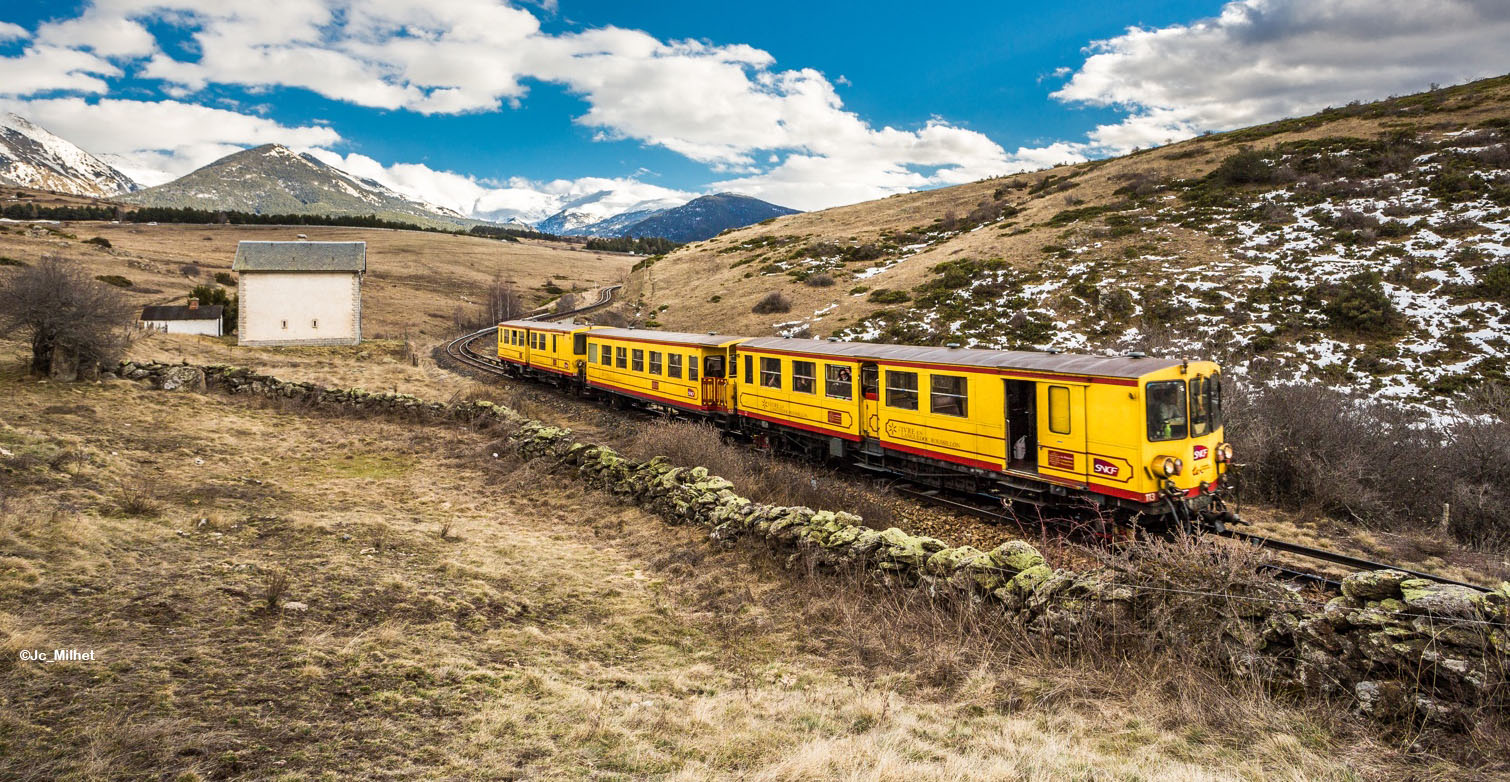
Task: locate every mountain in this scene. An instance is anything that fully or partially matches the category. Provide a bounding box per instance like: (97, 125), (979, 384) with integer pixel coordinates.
(627, 75), (1510, 407)
(537, 191), (799, 241)
(614, 193), (799, 242)
(117, 144), (483, 230)
(0, 113), (138, 197)
(535, 189), (691, 236)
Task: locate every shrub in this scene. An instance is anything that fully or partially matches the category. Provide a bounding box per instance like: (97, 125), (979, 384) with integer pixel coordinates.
(0, 256), (27, 267)
(84, 236), (111, 249)
(1479, 263), (1510, 302)
(867, 289), (910, 304)
(179, 263), (199, 276)
(751, 292), (791, 314)
(848, 285), (869, 295)
(1209, 147), (1278, 187)
(804, 272), (836, 288)
(95, 275), (132, 288)
(214, 271), (236, 286)
(1321, 272), (1401, 336)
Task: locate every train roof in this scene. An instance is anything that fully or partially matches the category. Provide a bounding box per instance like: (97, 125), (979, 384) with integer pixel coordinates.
(590, 328), (745, 347)
(737, 337), (1185, 379)
(499, 319), (592, 333)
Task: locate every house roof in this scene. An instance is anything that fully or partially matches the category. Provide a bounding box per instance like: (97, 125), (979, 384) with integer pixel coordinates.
(736, 337), (1183, 380)
(231, 241), (366, 273)
(141, 304), (223, 321)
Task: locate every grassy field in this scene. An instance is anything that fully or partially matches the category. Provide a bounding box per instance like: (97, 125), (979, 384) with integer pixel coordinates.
(6, 343), (1495, 781)
(0, 215), (633, 341)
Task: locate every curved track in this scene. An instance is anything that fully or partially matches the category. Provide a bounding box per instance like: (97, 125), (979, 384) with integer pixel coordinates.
(443, 292), (1492, 594)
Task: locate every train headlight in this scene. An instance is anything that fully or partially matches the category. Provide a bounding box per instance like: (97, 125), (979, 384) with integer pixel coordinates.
(1216, 443), (1234, 463)
(1153, 456), (1181, 477)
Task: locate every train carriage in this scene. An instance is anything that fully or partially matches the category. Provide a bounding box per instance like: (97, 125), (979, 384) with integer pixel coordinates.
(584, 328), (746, 414)
(497, 319), (600, 383)
(731, 338), (1230, 520)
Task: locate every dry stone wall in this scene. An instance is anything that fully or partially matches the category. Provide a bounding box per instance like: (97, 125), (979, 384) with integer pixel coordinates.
(116, 360), (1510, 727)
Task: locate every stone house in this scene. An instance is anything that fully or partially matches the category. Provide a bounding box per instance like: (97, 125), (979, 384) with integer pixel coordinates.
(139, 298), (223, 336)
(232, 240), (365, 346)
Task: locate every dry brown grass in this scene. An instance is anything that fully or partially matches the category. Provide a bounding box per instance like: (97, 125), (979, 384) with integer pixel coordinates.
(4, 337), (1495, 780)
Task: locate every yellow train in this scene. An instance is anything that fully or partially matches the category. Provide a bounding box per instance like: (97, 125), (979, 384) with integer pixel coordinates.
(497, 320), (1234, 526)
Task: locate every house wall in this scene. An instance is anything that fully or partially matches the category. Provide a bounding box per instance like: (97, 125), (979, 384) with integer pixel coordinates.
(141, 318), (222, 337)
(238, 271), (361, 346)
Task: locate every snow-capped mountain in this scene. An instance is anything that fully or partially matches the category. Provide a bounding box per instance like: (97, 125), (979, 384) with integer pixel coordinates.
(536, 191), (799, 241)
(0, 113), (138, 197)
(117, 144), (484, 230)
(535, 189), (693, 236)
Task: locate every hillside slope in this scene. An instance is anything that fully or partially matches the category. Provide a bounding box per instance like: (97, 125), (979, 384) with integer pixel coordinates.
(630, 75), (1510, 404)
(118, 144), (485, 231)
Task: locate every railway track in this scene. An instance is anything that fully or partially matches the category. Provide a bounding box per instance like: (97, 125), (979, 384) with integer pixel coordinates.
(443, 293), (1493, 595)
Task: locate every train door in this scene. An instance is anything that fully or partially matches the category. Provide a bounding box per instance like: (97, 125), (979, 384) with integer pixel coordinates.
(859, 362), (881, 439)
(702, 353), (728, 411)
(1005, 379), (1037, 472)
(1039, 383), (1087, 481)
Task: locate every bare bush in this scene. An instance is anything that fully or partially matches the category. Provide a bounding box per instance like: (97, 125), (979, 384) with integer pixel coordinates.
(453, 275), (526, 332)
(0, 256), (135, 379)
(751, 292), (791, 314)
(262, 569), (289, 610)
(114, 477), (161, 517)
(1226, 379), (1510, 548)
(553, 293), (577, 313)
(803, 273), (836, 288)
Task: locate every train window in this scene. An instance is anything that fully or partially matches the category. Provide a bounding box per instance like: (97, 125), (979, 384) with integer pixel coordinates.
(668, 354), (682, 378)
(1209, 373), (1223, 430)
(1147, 381), (1188, 441)
(705, 355), (725, 378)
(744, 355), (753, 384)
(1189, 376), (1212, 437)
(552, 335), (558, 353)
(931, 375), (968, 417)
(615, 346), (627, 369)
(760, 357), (782, 389)
(1048, 385), (1070, 433)
(589, 343), (598, 363)
(688, 355), (699, 381)
(573, 333), (587, 355)
(825, 364), (853, 400)
(632, 349), (645, 372)
(792, 361), (816, 394)
(861, 365), (879, 400)
(886, 371), (918, 410)
(649, 351), (662, 374)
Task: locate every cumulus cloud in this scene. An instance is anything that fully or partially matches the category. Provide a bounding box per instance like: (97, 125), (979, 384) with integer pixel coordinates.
(1054, 0), (1510, 153)
(0, 0), (1024, 210)
(0, 97), (342, 185)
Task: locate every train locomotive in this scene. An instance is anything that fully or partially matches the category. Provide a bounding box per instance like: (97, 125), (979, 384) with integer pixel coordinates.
(495, 319), (1236, 529)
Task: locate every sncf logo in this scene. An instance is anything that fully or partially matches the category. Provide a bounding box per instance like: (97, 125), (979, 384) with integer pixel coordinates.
(1092, 458), (1120, 477)
(1193, 444), (1210, 460)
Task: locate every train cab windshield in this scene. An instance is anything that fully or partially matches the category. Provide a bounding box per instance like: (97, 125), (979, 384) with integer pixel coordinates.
(1146, 381), (1188, 441)
(1189, 374), (1222, 436)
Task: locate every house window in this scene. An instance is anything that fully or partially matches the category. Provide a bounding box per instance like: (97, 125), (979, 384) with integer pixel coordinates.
(825, 364), (853, 400)
(688, 355), (699, 381)
(649, 351), (662, 375)
(886, 371), (918, 410)
(668, 353), (682, 378)
(792, 361), (816, 394)
(632, 349), (644, 372)
(760, 357), (782, 389)
(589, 343), (598, 363)
(615, 346), (627, 368)
(1049, 386), (1071, 434)
(930, 374), (968, 417)
(311, 319), (318, 329)
(281, 319), (288, 330)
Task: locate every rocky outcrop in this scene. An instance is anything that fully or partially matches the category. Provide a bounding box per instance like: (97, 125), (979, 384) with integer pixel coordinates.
(119, 360), (1510, 727)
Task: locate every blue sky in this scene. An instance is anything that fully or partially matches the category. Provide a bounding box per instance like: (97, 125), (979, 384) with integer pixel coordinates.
(1, 0), (1507, 221)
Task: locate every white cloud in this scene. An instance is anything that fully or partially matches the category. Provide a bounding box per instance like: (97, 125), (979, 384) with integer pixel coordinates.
(0, 21), (29, 41)
(3, 0), (1023, 210)
(0, 97), (342, 185)
(1054, 0), (1510, 153)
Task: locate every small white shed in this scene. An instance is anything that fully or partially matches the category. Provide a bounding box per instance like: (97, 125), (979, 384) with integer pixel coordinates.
(232, 241), (365, 346)
(140, 299), (223, 336)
